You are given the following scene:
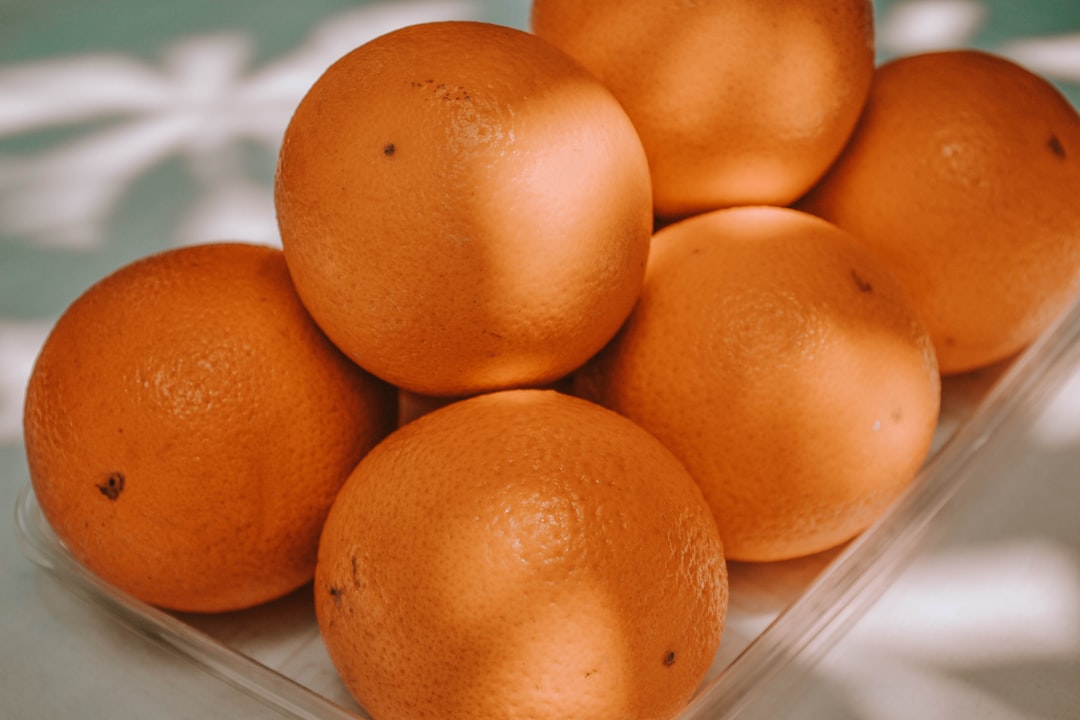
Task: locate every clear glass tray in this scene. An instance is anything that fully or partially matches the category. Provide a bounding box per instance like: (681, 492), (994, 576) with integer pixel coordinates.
(15, 292), (1080, 719)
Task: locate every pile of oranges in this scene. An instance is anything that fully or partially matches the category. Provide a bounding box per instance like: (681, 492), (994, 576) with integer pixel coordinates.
(22, 2), (1080, 719)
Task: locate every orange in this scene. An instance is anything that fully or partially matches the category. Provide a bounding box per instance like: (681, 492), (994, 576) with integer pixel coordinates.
(574, 206), (941, 562)
(530, 0), (875, 220)
(22, 243), (397, 613)
(797, 49), (1080, 374)
(315, 389), (728, 720)
(396, 375), (575, 427)
(275, 20), (652, 397)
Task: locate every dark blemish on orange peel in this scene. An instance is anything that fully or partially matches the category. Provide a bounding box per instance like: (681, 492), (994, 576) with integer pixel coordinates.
(1048, 134), (1066, 159)
(851, 269), (873, 293)
(384, 143), (396, 157)
(663, 651), (676, 667)
(97, 472), (125, 500)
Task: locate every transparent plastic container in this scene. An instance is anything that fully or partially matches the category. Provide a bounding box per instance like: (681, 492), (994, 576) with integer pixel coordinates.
(15, 292), (1080, 719)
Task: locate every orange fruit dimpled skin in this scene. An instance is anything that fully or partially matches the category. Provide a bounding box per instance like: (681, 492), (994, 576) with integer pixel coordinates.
(275, 20), (652, 397)
(315, 389), (728, 720)
(798, 49), (1080, 375)
(575, 206), (941, 562)
(22, 243), (398, 613)
(530, 0), (875, 220)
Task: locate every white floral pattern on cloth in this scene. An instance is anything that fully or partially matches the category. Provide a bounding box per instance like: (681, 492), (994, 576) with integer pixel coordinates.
(877, 0), (1080, 87)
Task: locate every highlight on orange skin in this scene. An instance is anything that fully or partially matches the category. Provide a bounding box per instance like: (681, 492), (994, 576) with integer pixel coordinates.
(530, 0), (875, 220)
(574, 206), (941, 562)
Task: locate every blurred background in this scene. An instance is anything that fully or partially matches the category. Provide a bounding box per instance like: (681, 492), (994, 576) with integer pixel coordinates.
(2, 2), (1078, 718)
